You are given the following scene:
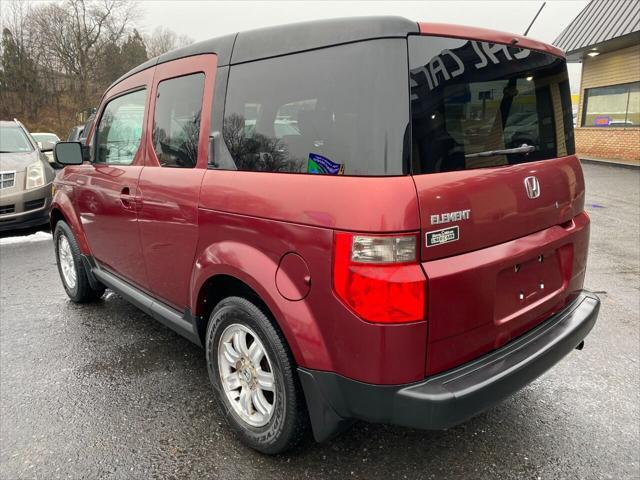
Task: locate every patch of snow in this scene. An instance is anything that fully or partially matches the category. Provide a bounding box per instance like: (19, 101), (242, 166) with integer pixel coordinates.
(0, 231), (52, 245)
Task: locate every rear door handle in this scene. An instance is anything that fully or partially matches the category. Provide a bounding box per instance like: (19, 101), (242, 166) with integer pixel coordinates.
(120, 187), (134, 209)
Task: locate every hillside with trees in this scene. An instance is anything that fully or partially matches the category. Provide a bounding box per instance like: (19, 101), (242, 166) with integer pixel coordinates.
(0, 0), (192, 138)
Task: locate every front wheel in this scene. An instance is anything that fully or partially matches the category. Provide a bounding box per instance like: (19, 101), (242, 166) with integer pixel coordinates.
(206, 296), (308, 454)
(54, 221), (105, 303)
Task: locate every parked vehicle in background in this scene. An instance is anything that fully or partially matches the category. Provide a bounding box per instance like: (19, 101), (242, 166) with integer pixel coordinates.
(0, 120), (55, 231)
(66, 125), (84, 142)
(51, 17), (599, 455)
(32, 132), (61, 164)
(32, 132), (61, 144)
(66, 112), (96, 145)
(79, 113), (96, 144)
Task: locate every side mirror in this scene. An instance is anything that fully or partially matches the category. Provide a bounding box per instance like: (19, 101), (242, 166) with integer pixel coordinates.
(54, 142), (85, 165)
(40, 141), (55, 152)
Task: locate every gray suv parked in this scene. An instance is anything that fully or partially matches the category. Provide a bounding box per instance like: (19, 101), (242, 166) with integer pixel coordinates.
(0, 120), (56, 231)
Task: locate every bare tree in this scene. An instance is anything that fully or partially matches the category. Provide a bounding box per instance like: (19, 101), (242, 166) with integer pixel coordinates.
(0, 1), (42, 117)
(1, 0), (193, 135)
(145, 25), (193, 58)
(32, 0), (139, 108)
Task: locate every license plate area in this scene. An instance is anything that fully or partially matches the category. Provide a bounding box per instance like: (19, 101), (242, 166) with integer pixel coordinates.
(494, 249), (565, 324)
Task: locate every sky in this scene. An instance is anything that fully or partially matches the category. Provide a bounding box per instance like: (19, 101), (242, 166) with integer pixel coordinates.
(140, 0), (588, 92)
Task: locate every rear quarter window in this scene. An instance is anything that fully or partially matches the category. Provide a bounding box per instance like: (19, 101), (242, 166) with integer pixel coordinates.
(219, 39), (410, 176)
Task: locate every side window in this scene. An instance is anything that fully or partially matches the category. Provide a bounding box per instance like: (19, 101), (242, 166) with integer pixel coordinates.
(95, 89), (146, 165)
(221, 39), (409, 176)
(153, 73), (205, 168)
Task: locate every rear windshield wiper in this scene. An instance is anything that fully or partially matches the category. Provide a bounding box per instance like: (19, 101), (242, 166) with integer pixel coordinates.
(465, 144), (535, 159)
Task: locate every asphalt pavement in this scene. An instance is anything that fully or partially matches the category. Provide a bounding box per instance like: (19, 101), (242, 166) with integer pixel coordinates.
(1, 162), (638, 479)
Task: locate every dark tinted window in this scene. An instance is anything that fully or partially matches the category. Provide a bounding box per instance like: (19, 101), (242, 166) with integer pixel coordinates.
(221, 39), (409, 176)
(153, 73), (205, 168)
(409, 36), (575, 173)
(95, 89), (146, 165)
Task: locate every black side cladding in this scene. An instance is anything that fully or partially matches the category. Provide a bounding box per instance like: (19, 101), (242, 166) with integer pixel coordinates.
(88, 259), (203, 347)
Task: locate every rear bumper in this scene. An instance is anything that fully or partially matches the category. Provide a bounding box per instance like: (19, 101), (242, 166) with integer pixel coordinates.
(299, 291), (600, 442)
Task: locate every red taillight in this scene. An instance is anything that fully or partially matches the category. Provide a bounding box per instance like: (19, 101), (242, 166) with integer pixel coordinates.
(333, 232), (426, 324)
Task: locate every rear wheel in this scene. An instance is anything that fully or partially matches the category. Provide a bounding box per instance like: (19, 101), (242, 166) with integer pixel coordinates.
(54, 221), (105, 303)
(206, 296), (308, 454)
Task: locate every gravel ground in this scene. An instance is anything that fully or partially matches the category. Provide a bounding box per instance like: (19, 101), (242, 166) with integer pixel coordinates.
(1, 162), (638, 479)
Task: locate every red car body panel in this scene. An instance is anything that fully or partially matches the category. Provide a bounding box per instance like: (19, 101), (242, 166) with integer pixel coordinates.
(413, 153), (586, 373)
(191, 207), (428, 384)
(418, 22), (565, 58)
(51, 182), (90, 254)
(197, 171), (421, 232)
(423, 212), (589, 374)
(414, 155), (585, 262)
(74, 163), (148, 287)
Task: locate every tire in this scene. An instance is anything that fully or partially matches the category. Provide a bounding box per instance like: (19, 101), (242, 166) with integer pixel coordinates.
(206, 296), (308, 454)
(54, 221), (105, 303)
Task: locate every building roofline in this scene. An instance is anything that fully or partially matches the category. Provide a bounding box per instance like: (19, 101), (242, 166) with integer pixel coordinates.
(554, 0), (640, 56)
(564, 30), (640, 62)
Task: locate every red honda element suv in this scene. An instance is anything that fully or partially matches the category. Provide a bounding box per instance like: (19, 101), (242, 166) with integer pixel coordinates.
(51, 17), (600, 454)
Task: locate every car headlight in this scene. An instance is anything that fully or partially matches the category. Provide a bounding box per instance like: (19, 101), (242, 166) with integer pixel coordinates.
(25, 161), (45, 190)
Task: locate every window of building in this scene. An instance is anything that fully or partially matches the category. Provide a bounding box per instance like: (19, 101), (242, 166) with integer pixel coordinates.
(153, 73), (205, 168)
(582, 81), (640, 128)
(221, 39), (409, 176)
(95, 89), (146, 165)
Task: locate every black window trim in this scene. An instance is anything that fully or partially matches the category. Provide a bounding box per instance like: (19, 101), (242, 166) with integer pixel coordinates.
(92, 86), (148, 166)
(208, 65), (230, 169)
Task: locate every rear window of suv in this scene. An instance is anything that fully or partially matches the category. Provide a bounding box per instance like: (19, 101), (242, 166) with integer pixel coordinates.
(409, 35), (575, 173)
(221, 39), (410, 176)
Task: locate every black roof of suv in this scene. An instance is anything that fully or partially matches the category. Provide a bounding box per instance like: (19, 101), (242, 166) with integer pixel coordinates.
(111, 16), (418, 88)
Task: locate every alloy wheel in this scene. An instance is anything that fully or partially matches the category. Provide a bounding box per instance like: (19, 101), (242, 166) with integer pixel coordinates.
(218, 323), (277, 427)
(58, 235), (76, 290)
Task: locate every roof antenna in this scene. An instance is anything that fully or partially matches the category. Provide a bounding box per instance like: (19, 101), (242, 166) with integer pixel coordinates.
(524, 1), (546, 36)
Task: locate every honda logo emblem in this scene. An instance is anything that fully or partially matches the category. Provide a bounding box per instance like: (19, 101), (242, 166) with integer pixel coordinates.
(524, 176), (540, 199)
